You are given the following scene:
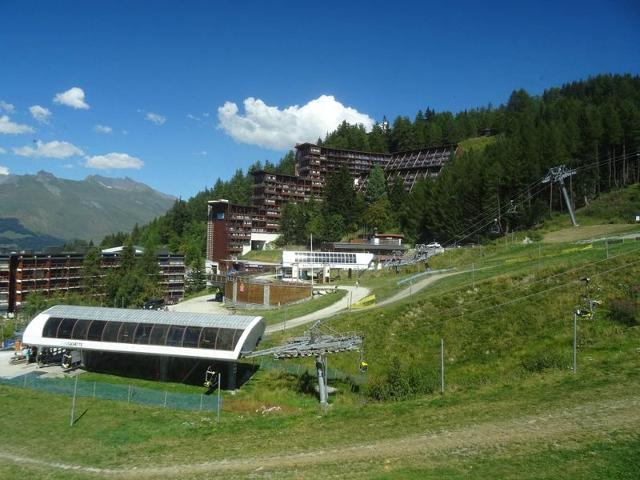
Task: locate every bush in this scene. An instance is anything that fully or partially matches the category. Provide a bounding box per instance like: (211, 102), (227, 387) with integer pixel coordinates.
(366, 357), (436, 401)
(521, 349), (567, 373)
(608, 298), (638, 327)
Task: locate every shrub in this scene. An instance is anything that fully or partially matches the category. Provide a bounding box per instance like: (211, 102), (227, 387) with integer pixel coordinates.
(521, 350), (567, 373)
(608, 298), (638, 327)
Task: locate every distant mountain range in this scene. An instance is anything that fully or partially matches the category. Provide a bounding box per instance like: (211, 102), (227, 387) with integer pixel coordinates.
(0, 171), (175, 251)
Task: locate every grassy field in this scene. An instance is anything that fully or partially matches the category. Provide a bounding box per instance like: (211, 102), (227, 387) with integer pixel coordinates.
(1, 233), (639, 478)
(236, 288), (347, 325)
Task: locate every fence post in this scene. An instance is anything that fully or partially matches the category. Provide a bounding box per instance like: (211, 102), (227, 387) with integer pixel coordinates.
(164, 391), (168, 408)
(216, 373), (221, 423)
(440, 338), (445, 394)
(127, 385), (132, 404)
(200, 394), (203, 411)
(573, 312), (577, 375)
(70, 375), (79, 427)
(93, 381), (96, 398)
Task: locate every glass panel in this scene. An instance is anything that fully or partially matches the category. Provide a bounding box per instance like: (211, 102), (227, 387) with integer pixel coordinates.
(166, 325), (186, 347)
(133, 323), (153, 345)
(215, 328), (235, 350)
(71, 319), (91, 340)
(86, 321), (106, 341)
(231, 329), (244, 350)
(117, 322), (137, 343)
(57, 318), (77, 339)
(43, 317), (62, 338)
(182, 326), (202, 348)
(101, 322), (122, 342)
(199, 327), (219, 349)
(149, 324), (170, 345)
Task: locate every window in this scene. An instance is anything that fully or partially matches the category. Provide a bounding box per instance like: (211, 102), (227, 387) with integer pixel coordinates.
(215, 328), (235, 350)
(71, 319), (91, 340)
(199, 327), (219, 349)
(43, 317), (63, 338)
(117, 322), (137, 343)
(101, 322), (122, 342)
(231, 329), (244, 350)
(182, 326), (202, 348)
(86, 321), (106, 341)
(133, 323), (153, 344)
(149, 324), (170, 345)
(166, 325), (186, 347)
(57, 318), (77, 339)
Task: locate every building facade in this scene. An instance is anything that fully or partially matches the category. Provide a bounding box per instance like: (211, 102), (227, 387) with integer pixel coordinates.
(207, 143), (459, 267)
(0, 251), (185, 314)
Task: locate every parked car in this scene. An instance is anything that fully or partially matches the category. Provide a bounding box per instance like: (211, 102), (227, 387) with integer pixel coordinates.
(143, 298), (165, 310)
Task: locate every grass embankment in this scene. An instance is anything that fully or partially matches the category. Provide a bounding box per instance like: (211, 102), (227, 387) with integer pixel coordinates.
(536, 183), (640, 242)
(240, 249), (282, 263)
(236, 288), (347, 326)
(1, 239), (639, 478)
(458, 135), (499, 152)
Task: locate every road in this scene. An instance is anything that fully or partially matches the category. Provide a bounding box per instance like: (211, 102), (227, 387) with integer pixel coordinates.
(265, 285), (370, 334)
(167, 294), (228, 315)
(169, 269), (461, 334)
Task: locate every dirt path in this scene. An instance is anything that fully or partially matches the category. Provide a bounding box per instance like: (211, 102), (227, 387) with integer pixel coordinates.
(1, 395), (637, 478)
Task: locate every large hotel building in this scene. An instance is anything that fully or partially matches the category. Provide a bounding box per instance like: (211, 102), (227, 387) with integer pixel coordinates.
(0, 249), (185, 314)
(207, 143), (458, 270)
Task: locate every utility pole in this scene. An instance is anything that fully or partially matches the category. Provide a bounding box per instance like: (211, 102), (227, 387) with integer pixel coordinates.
(310, 233), (314, 289)
(542, 166), (578, 226)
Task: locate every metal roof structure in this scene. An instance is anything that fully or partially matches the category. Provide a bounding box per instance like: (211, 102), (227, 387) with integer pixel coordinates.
(41, 305), (258, 330)
(22, 305), (265, 361)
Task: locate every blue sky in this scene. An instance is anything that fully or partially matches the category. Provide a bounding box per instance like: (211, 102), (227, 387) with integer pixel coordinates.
(0, 0), (638, 198)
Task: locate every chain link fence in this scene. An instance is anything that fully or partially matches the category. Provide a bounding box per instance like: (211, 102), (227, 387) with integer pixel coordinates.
(0, 372), (221, 412)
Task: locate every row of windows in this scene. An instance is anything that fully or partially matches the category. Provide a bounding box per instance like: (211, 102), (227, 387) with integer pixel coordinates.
(294, 253), (357, 264)
(42, 317), (243, 351)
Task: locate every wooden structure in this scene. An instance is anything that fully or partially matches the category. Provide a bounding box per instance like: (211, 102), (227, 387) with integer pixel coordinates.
(224, 278), (311, 308)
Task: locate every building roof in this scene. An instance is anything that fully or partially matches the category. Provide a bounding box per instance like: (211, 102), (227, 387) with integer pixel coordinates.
(22, 305), (266, 361)
(40, 305), (259, 330)
(101, 245), (145, 255)
(374, 233), (405, 238)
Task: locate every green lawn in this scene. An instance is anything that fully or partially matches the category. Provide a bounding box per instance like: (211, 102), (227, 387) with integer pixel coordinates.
(1, 237), (639, 479)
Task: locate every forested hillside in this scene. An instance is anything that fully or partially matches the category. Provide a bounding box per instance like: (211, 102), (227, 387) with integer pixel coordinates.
(114, 74), (640, 265)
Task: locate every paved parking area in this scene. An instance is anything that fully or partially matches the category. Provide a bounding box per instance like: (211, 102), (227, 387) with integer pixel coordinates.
(0, 350), (81, 379)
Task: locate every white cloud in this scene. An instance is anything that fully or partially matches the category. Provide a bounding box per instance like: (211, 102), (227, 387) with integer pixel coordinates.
(53, 87), (89, 109)
(94, 124), (113, 134)
(85, 152), (144, 170)
(0, 147), (6, 154)
(0, 100), (15, 113)
(0, 165), (9, 175)
(13, 140), (84, 159)
(217, 95), (375, 150)
(145, 112), (166, 125)
(0, 115), (34, 134)
(29, 105), (52, 123)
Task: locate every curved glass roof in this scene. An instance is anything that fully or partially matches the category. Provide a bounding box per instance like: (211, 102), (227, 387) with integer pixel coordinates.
(41, 305), (259, 330)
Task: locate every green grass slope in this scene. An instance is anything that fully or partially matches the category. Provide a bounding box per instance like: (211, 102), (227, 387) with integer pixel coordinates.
(0, 238), (638, 479)
(538, 183), (640, 242)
